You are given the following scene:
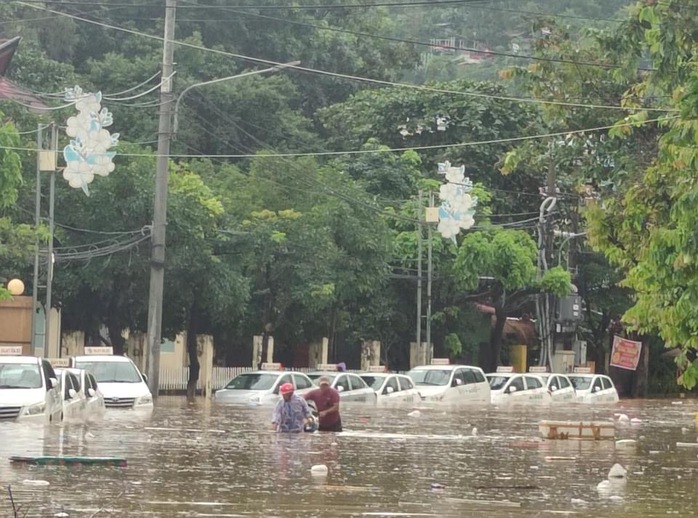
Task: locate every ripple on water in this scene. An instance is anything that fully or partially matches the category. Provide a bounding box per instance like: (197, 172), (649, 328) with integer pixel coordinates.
(0, 397), (697, 516)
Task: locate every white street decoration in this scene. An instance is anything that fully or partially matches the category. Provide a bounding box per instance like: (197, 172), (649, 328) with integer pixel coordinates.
(436, 161), (477, 243)
(62, 86), (119, 195)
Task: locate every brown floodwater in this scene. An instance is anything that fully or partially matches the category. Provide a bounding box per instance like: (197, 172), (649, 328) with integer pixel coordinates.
(1, 397), (697, 517)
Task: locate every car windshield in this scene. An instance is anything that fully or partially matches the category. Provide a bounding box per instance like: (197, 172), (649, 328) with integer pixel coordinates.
(75, 361), (143, 383)
(0, 363), (42, 389)
(487, 376), (510, 391)
(408, 369), (450, 386)
(360, 375), (385, 391)
(225, 373), (277, 390)
(569, 376), (592, 390)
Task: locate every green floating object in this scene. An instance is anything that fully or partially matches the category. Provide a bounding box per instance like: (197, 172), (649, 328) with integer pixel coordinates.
(9, 455), (127, 467)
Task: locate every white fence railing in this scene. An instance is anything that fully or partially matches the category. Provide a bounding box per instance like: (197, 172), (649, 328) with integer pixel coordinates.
(158, 366), (364, 392)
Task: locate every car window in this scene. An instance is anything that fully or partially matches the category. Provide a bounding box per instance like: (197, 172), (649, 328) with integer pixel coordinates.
(462, 369), (477, 385)
(558, 376), (570, 389)
(293, 374), (313, 390)
(361, 375), (384, 391)
(349, 375), (368, 391)
(524, 376), (542, 389)
(63, 373), (75, 399)
(601, 377), (613, 390)
(452, 369), (466, 386)
(592, 377), (604, 392)
(225, 373), (277, 390)
(335, 374), (351, 392)
(69, 372), (81, 392)
(0, 362), (43, 389)
(473, 369), (486, 383)
(408, 369), (451, 386)
(41, 360), (55, 388)
(569, 376), (591, 390)
(74, 360), (143, 383)
(86, 373), (98, 395)
(399, 376), (414, 391)
(509, 376), (525, 391)
(384, 376), (399, 394)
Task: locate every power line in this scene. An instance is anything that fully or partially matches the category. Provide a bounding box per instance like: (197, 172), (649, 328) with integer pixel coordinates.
(4, 115), (677, 159)
(16, 1), (673, 113)
(177, 0), (643, 71)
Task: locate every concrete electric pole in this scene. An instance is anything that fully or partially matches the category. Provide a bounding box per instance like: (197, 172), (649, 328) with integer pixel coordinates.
(146, 0), (176, 397)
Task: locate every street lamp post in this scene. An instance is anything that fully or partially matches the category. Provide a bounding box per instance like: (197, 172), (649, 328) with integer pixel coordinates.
(173, 61), (300, 137)
(144, 43), (300, 395)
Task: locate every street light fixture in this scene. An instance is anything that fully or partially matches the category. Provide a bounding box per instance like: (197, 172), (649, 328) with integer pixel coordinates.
(172, 61), (301, 137)
(7, 279), (25, 296)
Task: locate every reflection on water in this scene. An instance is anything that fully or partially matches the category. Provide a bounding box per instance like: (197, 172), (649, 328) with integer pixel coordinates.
(1, 398), (697, 516)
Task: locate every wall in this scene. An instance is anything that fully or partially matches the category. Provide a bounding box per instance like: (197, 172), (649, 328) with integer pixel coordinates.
(0, 295), (32, 354)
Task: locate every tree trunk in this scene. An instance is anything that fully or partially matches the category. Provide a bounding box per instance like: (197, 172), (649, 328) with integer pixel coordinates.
(107, 321), (125, 356)
(488, 306), (507, 373)
(186, 313), (200, 401)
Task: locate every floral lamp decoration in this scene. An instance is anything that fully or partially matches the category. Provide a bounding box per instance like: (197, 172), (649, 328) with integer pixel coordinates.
(62, 86), (119, 195)
(436, 161), (477, 243)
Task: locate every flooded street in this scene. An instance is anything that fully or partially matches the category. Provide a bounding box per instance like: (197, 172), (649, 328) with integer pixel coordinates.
(1, 398), (697, 517)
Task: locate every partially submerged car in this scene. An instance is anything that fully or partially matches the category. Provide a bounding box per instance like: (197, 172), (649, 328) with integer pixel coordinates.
(568, 371), (619, 404)
(360, 368), (421, 405)
(307, 366), (376, 403)
(214, 363), (315, 405)
(407, 359), (490, 404)
(69, 347), (153, 410)
(0, 347), (61, 423)
(486, 368), (550, 406)
(537, 372), (577, 403)
(53, 362), (105, 423)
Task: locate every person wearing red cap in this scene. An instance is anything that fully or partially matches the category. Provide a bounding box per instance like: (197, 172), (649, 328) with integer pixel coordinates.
(304, 376), (342, 432)
(272, 382), (312, 433)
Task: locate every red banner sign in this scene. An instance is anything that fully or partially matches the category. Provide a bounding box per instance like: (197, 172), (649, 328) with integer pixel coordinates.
(610, 335), (642, 371)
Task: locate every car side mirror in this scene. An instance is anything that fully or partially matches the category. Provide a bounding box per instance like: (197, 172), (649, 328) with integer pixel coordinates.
(141, 373), (148, 384)
(68, 388), (77, 399)
(87, 388), (96, 398)
(337, 385), (345, 392)
(593, 386), (601, 392)
(385, 386), (394, 394)
(507, 385), (517, 394)
(48, 377), (58, 390)
(551, 386), (558, 392)
(452, 378), (462, 387)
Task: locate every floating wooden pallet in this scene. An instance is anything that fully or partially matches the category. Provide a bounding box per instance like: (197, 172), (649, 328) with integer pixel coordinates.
(10, 455), (127, 467)
(539, 420), (615, 440)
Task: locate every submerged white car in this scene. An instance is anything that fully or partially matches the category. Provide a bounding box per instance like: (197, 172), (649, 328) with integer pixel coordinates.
(568, 374), (619, 404)
(214, 368), (316, 405)
(538, 373), (577, 403)
(360, 372), (421, 405)
(487, 372), (551, 406)
(307, 371), (376, 403)
(54, 367), (105, 423)
(0, 349), (61, 423)
(71, 350), (153, 410)
(407, 361), (490, 404)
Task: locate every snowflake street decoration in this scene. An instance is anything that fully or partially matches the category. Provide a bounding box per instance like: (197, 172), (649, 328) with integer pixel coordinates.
(436, 161), (477, 243)
(62, 86), (119, 195)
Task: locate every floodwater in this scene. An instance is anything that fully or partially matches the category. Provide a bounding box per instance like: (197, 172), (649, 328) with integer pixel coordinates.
(1, 398), (697, 517)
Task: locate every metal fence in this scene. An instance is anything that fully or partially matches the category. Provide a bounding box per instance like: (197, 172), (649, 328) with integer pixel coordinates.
(158, 366), (364, 392)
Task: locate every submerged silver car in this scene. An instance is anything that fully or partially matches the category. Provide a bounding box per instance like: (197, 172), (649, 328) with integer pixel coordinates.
(214, 369), (315, 405)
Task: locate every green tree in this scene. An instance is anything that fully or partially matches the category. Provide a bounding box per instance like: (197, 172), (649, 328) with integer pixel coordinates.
(454, 228), (571, 371)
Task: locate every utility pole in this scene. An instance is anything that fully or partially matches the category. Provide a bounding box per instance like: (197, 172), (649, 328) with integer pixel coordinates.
(146, 0), (176, 396)
(426, 191), (434, 361)
(45, 123), (57, 357)
(416, 190), (423, 353)
(31, 123), (43, 355)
